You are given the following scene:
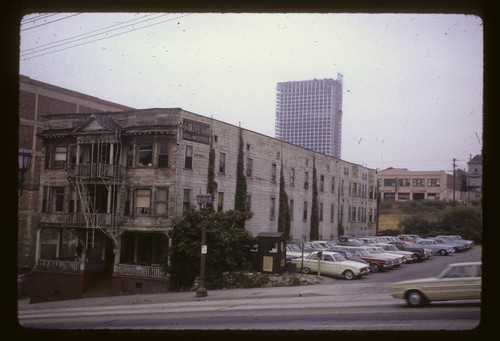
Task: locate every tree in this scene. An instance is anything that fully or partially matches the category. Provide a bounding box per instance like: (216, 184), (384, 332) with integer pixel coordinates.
(278, 161), (291, 239)
(206, 135), (217, 212)
(234, 127), (247, 215)
(168, 208), (255, 290)
(310, 156), (319, 240)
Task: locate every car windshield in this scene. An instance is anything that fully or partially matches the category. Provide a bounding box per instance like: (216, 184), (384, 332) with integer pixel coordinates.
(385, 245), (398, 251)
(356, 249), (369, 256)
(344, 251), (354, 257)
(332, 254), (346, 262)
(288, 244), (302, 252)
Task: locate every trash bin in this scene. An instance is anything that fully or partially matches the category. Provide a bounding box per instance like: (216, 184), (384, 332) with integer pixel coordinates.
(257, 232), (287, 274)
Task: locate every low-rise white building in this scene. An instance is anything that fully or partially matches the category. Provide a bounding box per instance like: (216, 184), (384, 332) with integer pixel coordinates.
(377, 167), (462, 201)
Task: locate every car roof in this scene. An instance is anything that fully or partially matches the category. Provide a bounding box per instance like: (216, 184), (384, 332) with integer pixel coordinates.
(448, 262), (481, 267)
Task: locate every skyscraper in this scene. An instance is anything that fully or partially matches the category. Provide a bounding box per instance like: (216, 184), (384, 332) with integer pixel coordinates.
(275, 75), (343, 158)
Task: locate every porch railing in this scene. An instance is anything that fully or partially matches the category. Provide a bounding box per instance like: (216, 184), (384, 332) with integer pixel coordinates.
(36, 259), (107, 273)
(36, 259), (80, 273)
(116, 264), (166, 279)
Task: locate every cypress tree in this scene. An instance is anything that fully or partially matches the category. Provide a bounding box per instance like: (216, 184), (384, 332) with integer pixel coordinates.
(234, 127), (247, 215)
(206, 135), (217, 212)
(278, 161), (291, 239)
(310, 155), (319, 240)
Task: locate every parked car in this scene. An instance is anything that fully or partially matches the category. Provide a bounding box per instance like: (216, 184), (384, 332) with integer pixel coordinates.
(326, 247), (371, 268)
(388, 241), (431, 261)
(397, 234), (421, 243)
(364, 246), (405, 266)
(414, 239), (455, 256)
(376, 243), (417, 263)
(436, 235), (472, 250)
(286, 243), (310, 259)
(428, 237), (467, 252)
(291, 251), (369, 280)
(335, 246), (396, 272)
(390, 262), (481, 307)
(337, 236), (364, 246)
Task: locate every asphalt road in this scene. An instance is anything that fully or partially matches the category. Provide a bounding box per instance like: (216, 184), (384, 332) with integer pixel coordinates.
(18, 246), (483, 331)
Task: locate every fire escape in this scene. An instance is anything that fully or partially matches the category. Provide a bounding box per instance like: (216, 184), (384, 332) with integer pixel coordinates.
(65, 131), (125, 258)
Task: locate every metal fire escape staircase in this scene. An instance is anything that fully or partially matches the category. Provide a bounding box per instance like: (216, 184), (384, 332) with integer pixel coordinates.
(68, 135), (123, 249)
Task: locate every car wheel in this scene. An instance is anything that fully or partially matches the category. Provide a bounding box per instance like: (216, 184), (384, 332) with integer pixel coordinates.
(343, 270), (354, 280)
(369, 263), (380, 273)
(302, 267), (311, 274)
(438, 250), (448, 256)
(406, 290), (428, 307)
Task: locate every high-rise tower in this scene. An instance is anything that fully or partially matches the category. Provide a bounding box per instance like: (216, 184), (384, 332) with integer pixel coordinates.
(275, 75), (343, 158)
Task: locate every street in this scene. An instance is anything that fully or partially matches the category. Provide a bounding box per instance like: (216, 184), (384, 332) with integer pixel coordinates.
(18, 246), (482, 331)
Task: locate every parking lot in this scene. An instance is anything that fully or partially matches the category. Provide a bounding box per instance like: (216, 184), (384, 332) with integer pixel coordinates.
(360, 245), (481, 283)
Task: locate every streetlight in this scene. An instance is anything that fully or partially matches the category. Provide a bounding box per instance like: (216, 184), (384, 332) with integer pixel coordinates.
(196, 193), (212, 297)
(18, 147), (32, 196)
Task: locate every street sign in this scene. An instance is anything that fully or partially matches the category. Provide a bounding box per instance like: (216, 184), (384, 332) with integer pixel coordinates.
(201, 245), (207, 254)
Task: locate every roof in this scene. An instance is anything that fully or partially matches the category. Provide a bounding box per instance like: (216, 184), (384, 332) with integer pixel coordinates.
(467, 155), (482, 164)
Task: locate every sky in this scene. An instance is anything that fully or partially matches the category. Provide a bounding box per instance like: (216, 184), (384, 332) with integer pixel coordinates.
(19, 12), (483, 173)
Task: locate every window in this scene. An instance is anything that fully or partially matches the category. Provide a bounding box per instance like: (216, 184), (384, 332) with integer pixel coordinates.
(53, 146), (67, 169)
(304, 171), (309, 189)
(245, 195), (252, 212)
(158, 143), (168, 168)
(138, 144), (153, 167)
(217, 192), (224, 212)
(271, 163), (277, 182)
(270, 198), (275, 219)
(303, 201), (308, 221)
(46, 187), (64, 213)
(135, 189), (151, 215)
(320, 175), (324, 192)
(351, 206), (357, 222)
(383, 178), (396, 187)
(289, 199), (294, 221)
(183, 189), (191, 211)
(331, 177), (335, 193)
(290, 168), (295, 186)
(246, 158), (253, 177)
(156, 188), (168, 216)
(184, 145), (193, 169)
(398, 179), (410, 187)
(427, 179), (440, 187)
(219, 152), (226, 174)
(330, 204), (335, 222)
(413, 179), (425, 187)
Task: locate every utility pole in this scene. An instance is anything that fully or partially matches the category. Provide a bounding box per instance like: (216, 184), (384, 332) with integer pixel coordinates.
(453, 158), (456, 201)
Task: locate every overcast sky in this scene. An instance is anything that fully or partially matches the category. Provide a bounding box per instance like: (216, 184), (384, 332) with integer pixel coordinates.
(19, 12), (483, 172)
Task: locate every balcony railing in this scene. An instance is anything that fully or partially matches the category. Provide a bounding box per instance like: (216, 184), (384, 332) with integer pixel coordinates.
(62, 213), (115, 228)
(116, 264), (166, 279)
(69, 163), (125, 178)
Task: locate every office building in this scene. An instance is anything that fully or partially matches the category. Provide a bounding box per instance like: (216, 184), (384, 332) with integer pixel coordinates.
(275, 75), (343, 158)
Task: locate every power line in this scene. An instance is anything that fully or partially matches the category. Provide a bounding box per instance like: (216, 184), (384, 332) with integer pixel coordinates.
(21, 13), (59, 24)
(21, 13), (82, 31)
(21, 13), (192, 60)
(21, 13), (168, 57)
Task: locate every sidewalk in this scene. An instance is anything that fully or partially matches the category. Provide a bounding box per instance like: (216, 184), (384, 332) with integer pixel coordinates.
(18, 274), (348, 311)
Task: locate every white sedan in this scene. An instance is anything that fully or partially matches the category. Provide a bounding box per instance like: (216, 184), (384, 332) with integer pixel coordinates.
(291, 251), (370, 280)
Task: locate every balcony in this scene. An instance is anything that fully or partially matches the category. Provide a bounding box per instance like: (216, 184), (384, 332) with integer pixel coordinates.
(116, 264), (167, 279)
(62, 213), (117, 228)
(68, 163), (126, 179)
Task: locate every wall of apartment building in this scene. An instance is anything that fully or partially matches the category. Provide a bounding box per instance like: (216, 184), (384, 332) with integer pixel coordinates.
(18, 75), (133, 271)
(180, 110), (378, 241)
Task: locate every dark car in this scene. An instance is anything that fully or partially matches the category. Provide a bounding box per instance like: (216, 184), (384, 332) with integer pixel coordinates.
(327, 247), (370, 268)
(330, 245), (394, 273)
(388, 241), (430, 261)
